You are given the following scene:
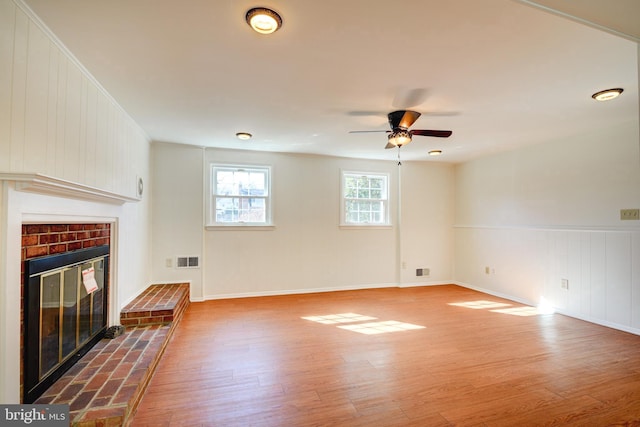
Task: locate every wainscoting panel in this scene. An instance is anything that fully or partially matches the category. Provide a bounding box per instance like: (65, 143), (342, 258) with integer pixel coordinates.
(454, 226), (640, 334)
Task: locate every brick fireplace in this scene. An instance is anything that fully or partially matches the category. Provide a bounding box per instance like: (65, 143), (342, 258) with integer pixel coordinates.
(21, 224), (111, 403)
(0, 173), (144, 404)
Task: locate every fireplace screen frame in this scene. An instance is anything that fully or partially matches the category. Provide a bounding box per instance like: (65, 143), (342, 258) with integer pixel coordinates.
(23, 245), (110, 403)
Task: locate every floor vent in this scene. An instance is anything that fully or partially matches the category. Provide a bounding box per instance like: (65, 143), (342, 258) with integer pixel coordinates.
(176, 256), (199, 269)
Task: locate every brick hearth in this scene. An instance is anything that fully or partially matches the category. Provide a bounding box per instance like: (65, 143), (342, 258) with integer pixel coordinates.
(35, 283), (190, 426)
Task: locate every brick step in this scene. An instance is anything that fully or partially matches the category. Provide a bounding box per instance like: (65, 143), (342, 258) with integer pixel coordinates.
(120, 283), (190, 327)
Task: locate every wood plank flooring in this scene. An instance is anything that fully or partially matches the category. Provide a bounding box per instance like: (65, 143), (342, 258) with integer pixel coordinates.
(130, 285), (640, 426)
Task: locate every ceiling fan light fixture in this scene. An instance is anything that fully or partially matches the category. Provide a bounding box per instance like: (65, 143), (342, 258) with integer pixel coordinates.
(428, 150), (442, 156)
(236, 132), (252, 140)
(591, 88), (623, 101)
(388, 130), (412, 147)
(246, 7), (282, 34)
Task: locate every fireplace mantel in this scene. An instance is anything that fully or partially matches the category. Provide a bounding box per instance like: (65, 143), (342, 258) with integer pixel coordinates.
(0, 173), (140, 205)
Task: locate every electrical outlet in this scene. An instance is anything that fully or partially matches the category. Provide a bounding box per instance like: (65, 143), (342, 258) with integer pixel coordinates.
(620, 209), (640, 220)
(165, 258), (172, 268)
(561, 278), (569, 290)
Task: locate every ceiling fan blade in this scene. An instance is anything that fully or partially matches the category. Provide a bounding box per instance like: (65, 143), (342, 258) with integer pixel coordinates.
(392, 88), (428, 109)
(411, 129), (452, 138)
(347, 110), (386, 117)
(388, 110), (421, 129)
(348, 130), (390, 134)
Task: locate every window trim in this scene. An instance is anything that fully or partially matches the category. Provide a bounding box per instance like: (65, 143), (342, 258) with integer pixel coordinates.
(207, 163), (273, 228)
(340, 170), (391, 227)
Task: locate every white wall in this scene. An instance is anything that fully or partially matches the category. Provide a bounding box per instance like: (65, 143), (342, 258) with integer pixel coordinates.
(454, 119), (640, 333)
(0, 0), (151, 403)
(150, 145), (455, 299)
(399, 162), (455, 284)
(150, 142), (204, 299)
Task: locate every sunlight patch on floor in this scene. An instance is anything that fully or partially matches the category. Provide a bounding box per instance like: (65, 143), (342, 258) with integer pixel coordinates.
(490, 306), (540, 316)
(449, 300), (548, 317)
(448, 300), (512, 309)
(338, 320), (426, 335)
(301, 313), (377, 324)
(302, 313), (425, 334)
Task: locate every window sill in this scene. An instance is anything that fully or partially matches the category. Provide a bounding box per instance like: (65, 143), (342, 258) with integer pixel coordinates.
(206, 225), (276, 231)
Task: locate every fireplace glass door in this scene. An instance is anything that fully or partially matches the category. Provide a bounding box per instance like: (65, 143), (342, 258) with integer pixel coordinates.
(24, 246), (109, 403)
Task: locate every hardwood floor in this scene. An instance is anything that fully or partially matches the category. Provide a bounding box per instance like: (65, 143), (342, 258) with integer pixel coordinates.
(130, 285), (640, 426)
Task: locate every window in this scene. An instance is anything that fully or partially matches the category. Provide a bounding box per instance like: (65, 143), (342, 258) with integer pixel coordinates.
(341, 171), (389, 225)
(210, 165), (271, 226)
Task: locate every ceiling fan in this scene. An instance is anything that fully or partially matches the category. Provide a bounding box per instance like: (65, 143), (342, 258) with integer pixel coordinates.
(350, 110), (452, 149)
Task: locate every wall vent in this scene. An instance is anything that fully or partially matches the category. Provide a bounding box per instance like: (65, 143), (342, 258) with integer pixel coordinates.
(176, 256), (199, 269)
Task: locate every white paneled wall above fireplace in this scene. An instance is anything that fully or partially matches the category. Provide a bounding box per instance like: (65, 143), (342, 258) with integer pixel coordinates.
(0, 0), (152, 404)
(0, 0), (149, 198)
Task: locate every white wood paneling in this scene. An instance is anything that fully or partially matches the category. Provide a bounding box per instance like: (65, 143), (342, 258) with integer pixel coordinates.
(23, 18), (48, 173)
(566, 232), (582, 314)
(606, 232), (632, 326)
(94, 94), (108, 189)
(9, 6), (28, 172)
(579, 233), (591, 316)
(63, 63), (81, 183)
(45, 47), (58, 176)
(0, 0), (150, 198)
(454, 227), (640, 334)
(53, 49), (66, 177)
(633, 233), (640, 329)
(589, 232), (607, 320)
(84, 82), (97, 186)
(0, 0), (152, 403)
(0, 0), (15, 171)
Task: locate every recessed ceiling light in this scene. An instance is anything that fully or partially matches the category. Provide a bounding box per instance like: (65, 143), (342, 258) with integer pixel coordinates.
(246, 7), (282, 34)
(236, 132), (252, 140)
(428, 150), (442, 156)
(592, 88), (623, 101)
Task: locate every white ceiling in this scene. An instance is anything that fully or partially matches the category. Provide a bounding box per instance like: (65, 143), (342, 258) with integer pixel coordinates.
(22, 0), (639, 163)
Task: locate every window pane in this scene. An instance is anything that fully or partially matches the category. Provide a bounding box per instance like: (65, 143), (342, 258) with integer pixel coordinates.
(216, 197), (266, 223)
(235, 197), (263, 222)
(215, 169), (268, 197)
(246, 172), (266, 196)
(216, 171), (236, 195)
(216, 197), (238, 222)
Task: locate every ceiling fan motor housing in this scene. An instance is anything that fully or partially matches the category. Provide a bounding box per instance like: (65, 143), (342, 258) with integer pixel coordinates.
(388, 110), (421, 130)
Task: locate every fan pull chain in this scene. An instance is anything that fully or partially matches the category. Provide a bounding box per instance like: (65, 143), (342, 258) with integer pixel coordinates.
(397, 146), (402, 166)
